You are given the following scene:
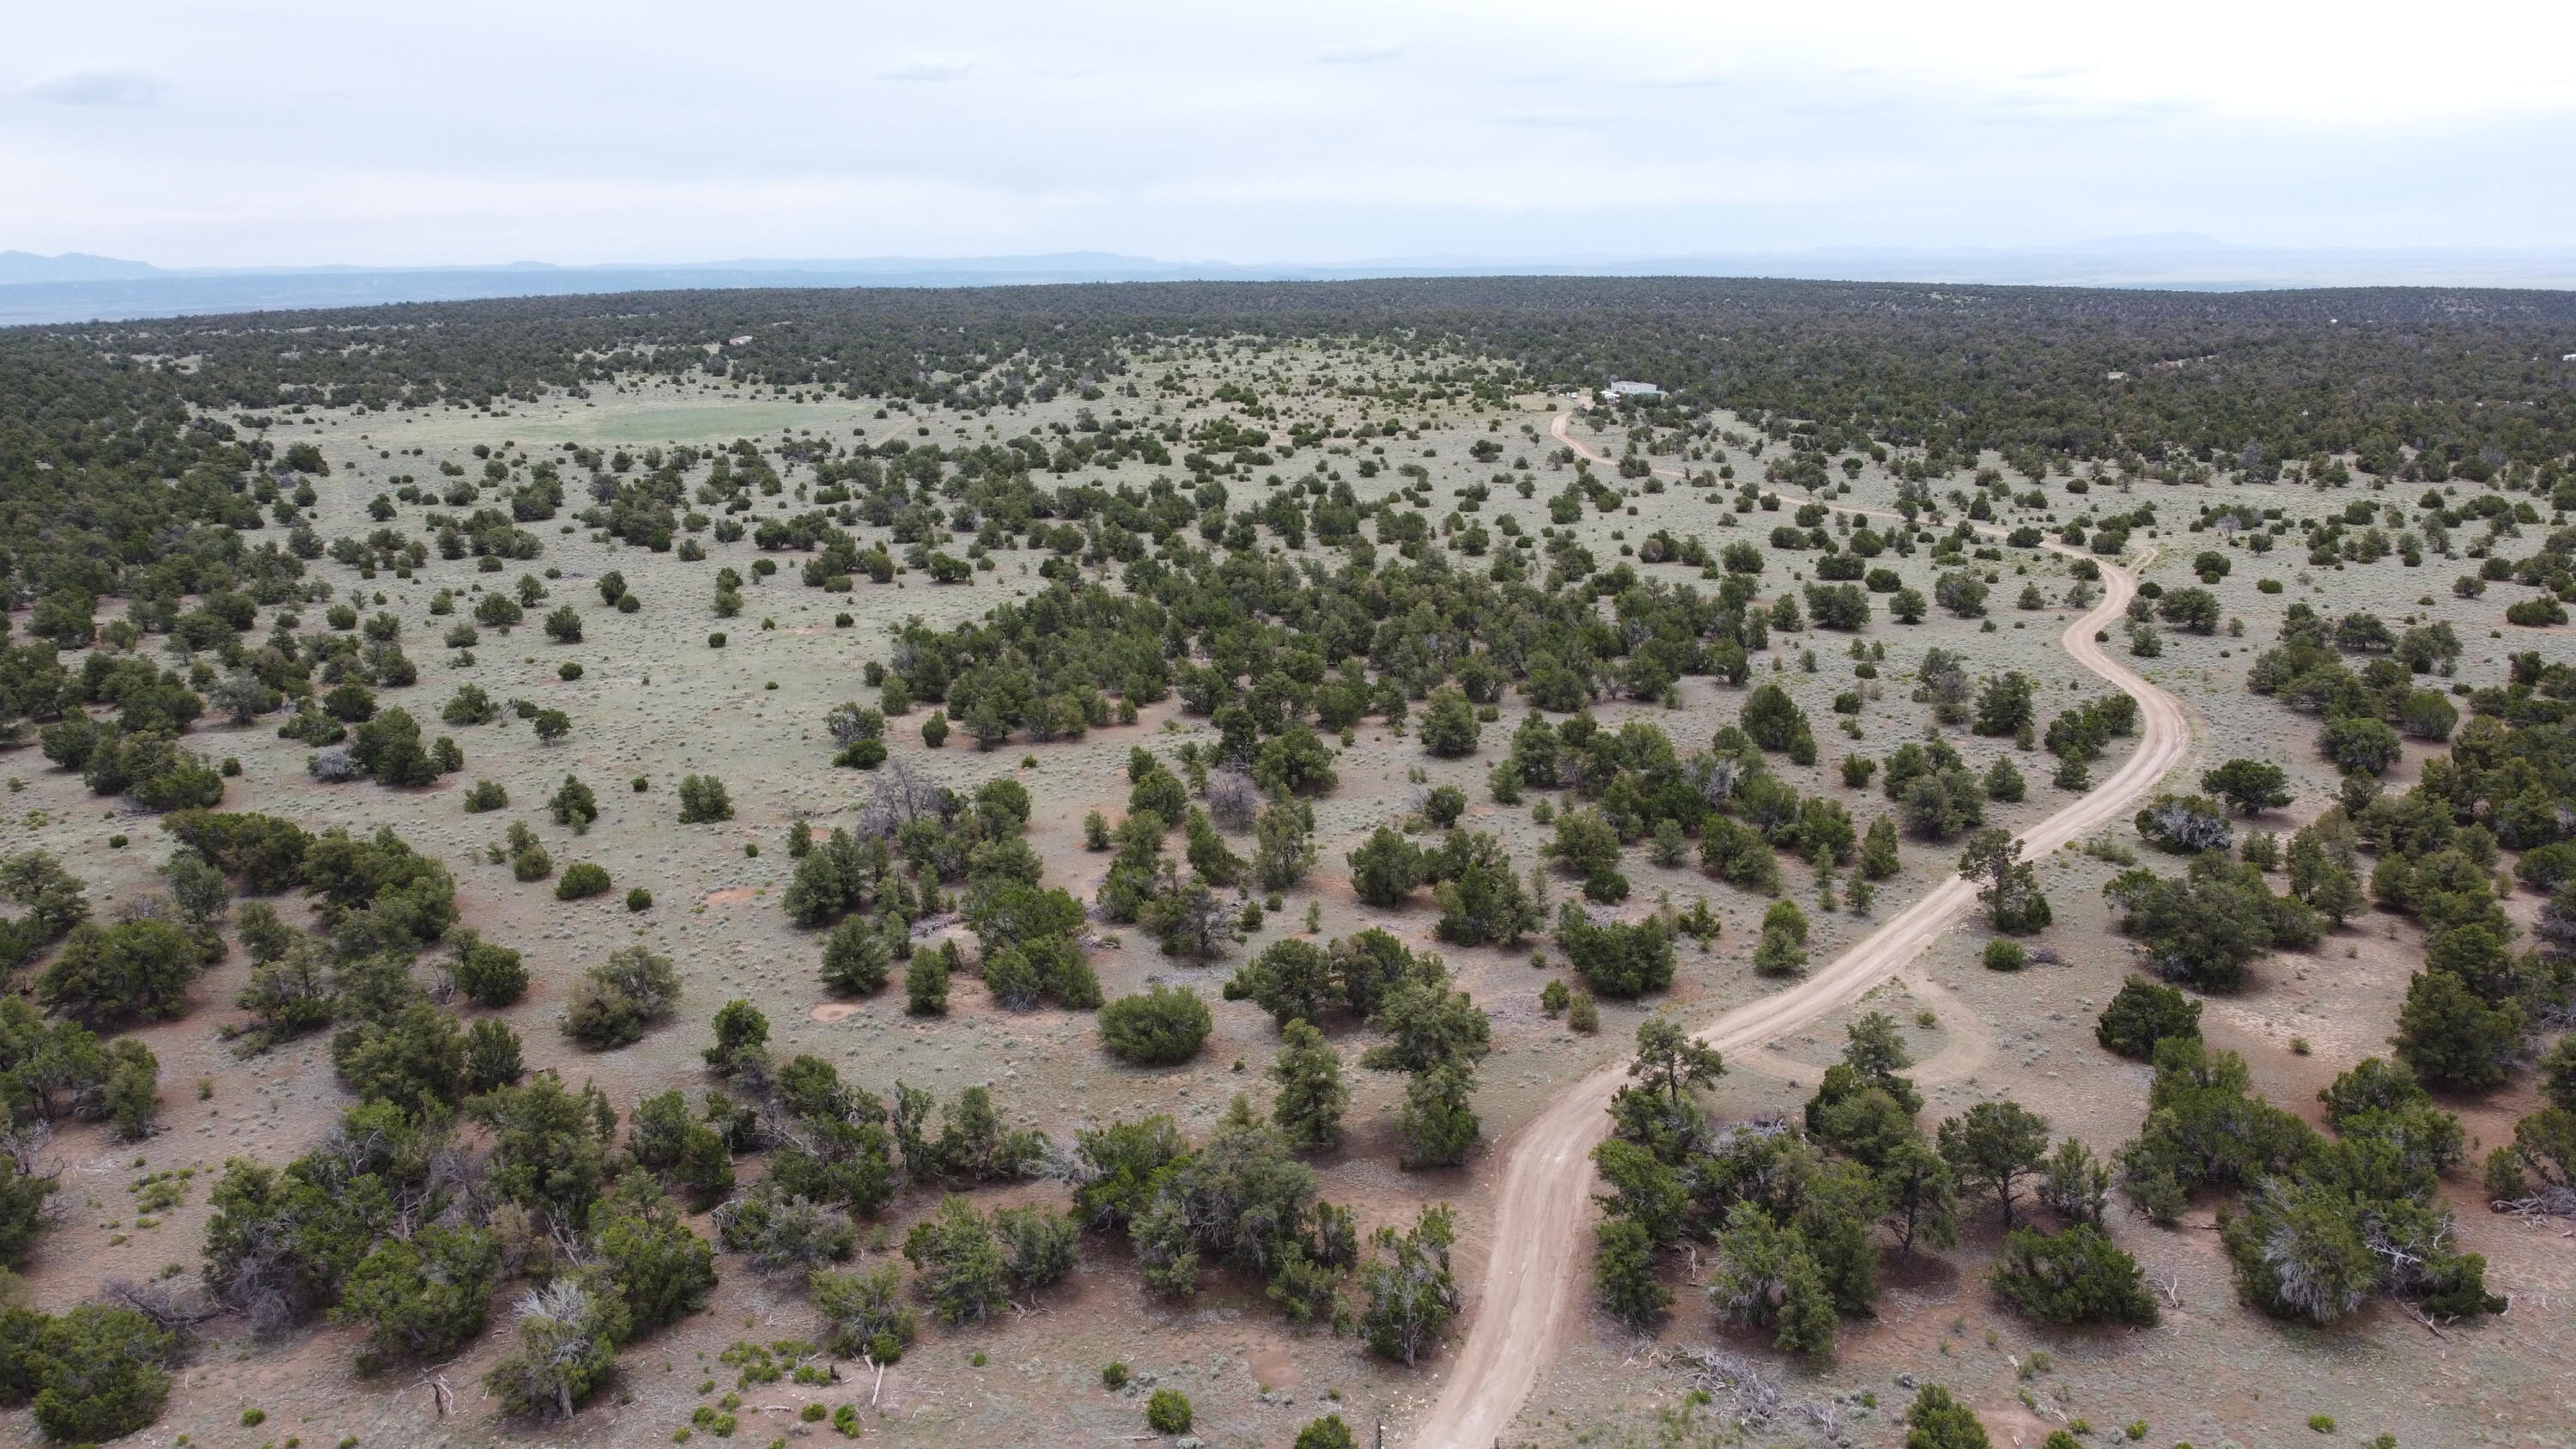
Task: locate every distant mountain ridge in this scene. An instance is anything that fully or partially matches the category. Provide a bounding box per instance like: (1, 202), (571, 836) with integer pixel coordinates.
(5, 240), (2574, 326)
(0, 250), (166, 283)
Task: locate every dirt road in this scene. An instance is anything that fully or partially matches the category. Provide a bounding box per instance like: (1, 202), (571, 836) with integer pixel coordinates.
(1410, 412), (2193, 1449)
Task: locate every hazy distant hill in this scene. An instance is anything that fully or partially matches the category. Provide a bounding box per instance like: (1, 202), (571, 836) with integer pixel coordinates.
(5, 240), (2573, 326)
(0, 250), (166, 284)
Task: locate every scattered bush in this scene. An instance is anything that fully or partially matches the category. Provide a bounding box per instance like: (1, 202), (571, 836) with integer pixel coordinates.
(453, 935), (529, 1008)
(38, 917), (209, 1027)
(556, 862), (612, 900)
(1100, 986), (1212, 1066)
(2094, 976), (2200, 1059)
(1990, 1224), (2160, 1325)
(1297, 1415), (1358, 1449)
(0, 1304), (179, 1443)
(2135, 794), (2234, 854)
(484, 1279), (623, 1421)
(562, 946), (680, 1048)
(1145, 1388), (1193, 1434)
(811, 1263), (917, 1362)
(548, 775), (598, 832)
(677, 775), (733, 824)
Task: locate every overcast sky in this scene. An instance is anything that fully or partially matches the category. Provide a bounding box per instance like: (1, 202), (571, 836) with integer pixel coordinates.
(8, 0), (2573, 268)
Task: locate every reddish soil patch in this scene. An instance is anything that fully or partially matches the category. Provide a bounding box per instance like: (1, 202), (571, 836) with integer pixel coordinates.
(703, 886), (756, 906)
(1247, 1342), (1303, 1391)
(811, 1002), (858, 1022)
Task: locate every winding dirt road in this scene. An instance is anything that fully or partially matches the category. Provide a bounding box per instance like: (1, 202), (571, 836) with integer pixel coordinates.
(1411, 411), (2193, 1449)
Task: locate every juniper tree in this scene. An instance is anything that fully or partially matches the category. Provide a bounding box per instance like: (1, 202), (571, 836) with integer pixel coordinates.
(1626, 1016), (1724, 1108)
(1958, 828), (2050, 935)
(1357, 1204), (1461, 1366)
(1937, 1099), (2051, 1227)
(1270, 1020), (1347, 1151)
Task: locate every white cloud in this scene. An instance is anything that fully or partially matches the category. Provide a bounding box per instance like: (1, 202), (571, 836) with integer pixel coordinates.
(24, 68), (162, 107)
(877, 59), (971, 82)
(3, 0), (2572, 265)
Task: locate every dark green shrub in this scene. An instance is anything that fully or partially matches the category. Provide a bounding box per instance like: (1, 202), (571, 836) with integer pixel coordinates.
(232, 941), (335, 1051)
(628, 1092), (735, 1206)
(548, 775), (598, 832)
(1100, 986), (1212, 1066)
(1990, 1224), (2159, 1325)
(1567, 992), (1599, 1033)
(511, 838), (554, 881)
(333, 1002), (468, 1115)
(465, 1018), (524, 1091)
(1347, 827), (1426, 908)
(2095, 977), (2200, 1058)
(702, 1000), (769, 1074)
(556, 862), (611, 900)
(37, 917), (205, 1027)
(592, 1186), (717, 1336)
(1418, 687), (1480, 758)
(1555, 906), (1674, 999)
(820, 916), (894, 995)
(1145, 1388), (1193, 1434)
(15, 1305), (176, 1443)
(334, 1225), (503, 1361)
(677, 775), (733, 823)
(1904, 1384), (1994, 1449)
(1423, 785), (1467, 828)
(0, 1156), (58, 1265)
(906, 948), (950, 1015)
(1296, 1415), (1358, 1449)
(453, 935), (528, 1007)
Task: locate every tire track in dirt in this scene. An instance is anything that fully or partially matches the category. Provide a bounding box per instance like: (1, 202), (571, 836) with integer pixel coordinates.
(1411, 409), (2193, 1449)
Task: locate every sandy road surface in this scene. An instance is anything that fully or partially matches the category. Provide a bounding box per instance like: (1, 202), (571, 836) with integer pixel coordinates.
(1411, 411), (2193, 1449)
